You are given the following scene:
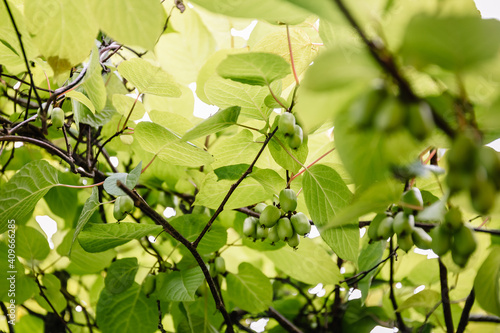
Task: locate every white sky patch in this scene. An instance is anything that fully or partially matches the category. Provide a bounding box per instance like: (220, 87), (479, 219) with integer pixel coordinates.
(414, 285), (425, 294)
(359, 227), (366, 238)
(109, 156), (119, 168)
(163, 207), (176, 218)
(36, 215), (58, 249)
(308, 283), (323, 294)
(250, 318), (269, 332)
(474, 0), (500, 20)
(14, 142), (23, 148)
(396, 282), (403, 289)
(13, 81), (21, 90)
(135, 112), (151, 124)
(340, 267), (346, 274)
(348, 288), (362, 300)
(307, 225), (320, 238)
(231, 20), (258, 40)
(414, 248), (439, 259)
(487, 138), (500, 151)
(371, 326), (395, 333)
(148, 235), (157, 243)
(188, 82), (219, 119)
(75, 305), (83, 312)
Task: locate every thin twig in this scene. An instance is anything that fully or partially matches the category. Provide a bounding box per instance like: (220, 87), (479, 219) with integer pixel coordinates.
(192, 127), (279, 248)
(456, 288), (475, 333)
(35, 276), (73, 333)
(267, 306), (303, 333)
(438, 258), (454, 333)
(389, 238), (408, 332)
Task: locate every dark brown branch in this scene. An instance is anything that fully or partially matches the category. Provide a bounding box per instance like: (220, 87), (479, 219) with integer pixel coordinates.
(456, 288), (475, 333)
(193, 127), (279, 248)
(0, 73), (54, 93)
(35, 276), (73, 333)
(438, 258), (454, 333)
(468, 314), (500, 323)
(116, 181), (235, 333)
(267, 306), (302, 333)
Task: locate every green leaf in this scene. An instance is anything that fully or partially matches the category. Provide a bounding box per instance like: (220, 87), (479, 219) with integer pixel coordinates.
(82, 47), (107, 112)
(214, 164), (250, 181)
(357, 241), (386, 304)
(182, 106), (241, 142)
(0, 160), (59, 234)
(226, 262), (273, 313)
(168, 214), (227, 254)
(210, 130), (261, 169)
(97, 283), (157, 333)
(104, 162), (142, 196)
(66, 90), (96, 113)
(44, 172), (79, 222)
(155, 9), (216, 85)
(195, 172), (269, 210)
(398, 290), (441, 311)
(400, 15), (500, 71)
(217, 52), (291, 86)
(117, 58), (181, 97)
(189, 0), (309, 24)
(90, 0), (165, 50)
(250, 168), (286, 196)
(70, 187), (100, 254)
(474, 246), (500, 317)
(34, 274), (67, 313)
(78, 222), (163, 253)
(324, 179), (401, 229)
(156, 267), (205, 302)
(135, 122), (213, 167)
(111, 95), (146, 121)
(105, 258), (139, 294)
(75, 102), (116, 128)
(265, 238), (342, 285)
(16, 226), (50, 261)
(303, 164), (358, 263)
(25, 0), (98, 75)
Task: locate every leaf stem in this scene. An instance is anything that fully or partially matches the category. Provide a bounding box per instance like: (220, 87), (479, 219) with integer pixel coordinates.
(289, 148), (335, 185)
(268, 85), (288, 110)
(286, 25), (300, 86)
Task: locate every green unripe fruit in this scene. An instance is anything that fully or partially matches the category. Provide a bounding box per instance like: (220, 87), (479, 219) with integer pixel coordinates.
(287, 232), (300, 248)
(479, 146), (500, 189)
(119, 195), (134, 212)
(402, 187), (424, 214)
(255, 226), (269, 240)
(51, 107), (65, 128)
(451, 249), (470, 268)
(447, 134), (478, 171)
(452, 225), (477, 256)
(349, 88), (386, 128)
(446, 169), (474, 194)
(288, 125), (303, 149)
(470, 179), (496, 214)
(279, 189), (297, 213)
(209, 263), (218, 278)
(37, 102), (53, 117)
(113, 202), (127, 221)
(393, 212), (414, 236)
(214, 257), (226, 274)
(368, 214), (386, 241)
(279, 112), (296, 135)
(430, 225), (452, 256)
(443, 207), (463, 232)
(142, 274), (156, 296)
(377, 216), (394, 239)
(243, 217), (258, 238)
(412, 227), (432, 250)
(254, 203), (267, 213)
(268, 225), (280, 243)
(374, 98), (405, 132)
(407, 102), (435, 141)
(260, 205), (281, 228)
(277, 217), (294, 241)
(290, 212), (311, 236)
(398, 233), (414, 252)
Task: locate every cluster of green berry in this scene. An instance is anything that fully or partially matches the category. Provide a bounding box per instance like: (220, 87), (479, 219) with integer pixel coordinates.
(113, 195), (134, 220)
(350, 88), (435, 141)
(430, 207), (477, 267)
(369, 188), (431, 252)
(446, 134), (500, 214)
(278, 112), (304, 149)
(243, 188), (311, 249)
(208, 256), (226, 278)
